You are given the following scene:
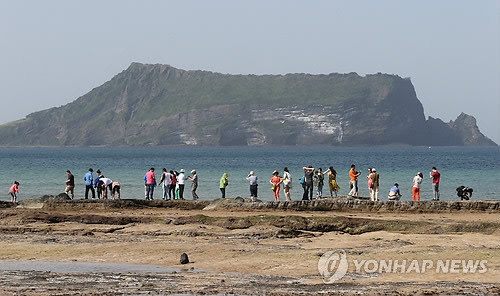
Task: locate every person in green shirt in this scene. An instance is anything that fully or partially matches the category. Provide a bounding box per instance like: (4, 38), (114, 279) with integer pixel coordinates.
(219, 173), (228, 198)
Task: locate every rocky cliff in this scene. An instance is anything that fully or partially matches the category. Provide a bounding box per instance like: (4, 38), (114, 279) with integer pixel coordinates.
(0, 63), (495, 146)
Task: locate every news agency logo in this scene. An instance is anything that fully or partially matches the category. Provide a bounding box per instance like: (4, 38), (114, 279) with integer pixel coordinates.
(317, 249), (348, 283)
(318, 249), (488, 283)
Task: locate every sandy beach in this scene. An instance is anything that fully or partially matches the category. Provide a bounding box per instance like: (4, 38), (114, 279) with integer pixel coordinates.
(0, 197), (499, 295)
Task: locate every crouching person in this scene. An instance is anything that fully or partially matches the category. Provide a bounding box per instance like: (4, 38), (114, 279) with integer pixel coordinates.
(111, 181), (121, 200)
(388, 183), (402, 201)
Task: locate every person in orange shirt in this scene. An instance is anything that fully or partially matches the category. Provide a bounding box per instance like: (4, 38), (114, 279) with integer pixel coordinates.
(269, 170), (283, 201)
(8, 181), (20, 203)
(348, 164), (361, 197)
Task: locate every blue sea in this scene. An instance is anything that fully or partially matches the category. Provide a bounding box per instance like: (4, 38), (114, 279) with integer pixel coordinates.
(0, 146), (498, 202)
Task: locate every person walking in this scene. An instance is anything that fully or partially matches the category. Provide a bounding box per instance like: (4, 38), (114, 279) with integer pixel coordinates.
(326, 167), (340, 197)
(219, 173), (228, 198)
(270, 170), (283, 201)
(412, 172), (423, 201)
(145, 168), (155, 200)
(369, 168), (380, 201)
(430, 167), (440, 201)
(315, 168), (325, 198)
(348, 165), (361, 197)
(302, 166), (315, 200)
(283, 167), (292, 201)
(247, 171), (258, 202)
(8, 181), (20, 203)
(83, 168), (95, 199)
(65, 170), (75, 199)
(178, 169), (186, 200)
(187, 169), (199, 200)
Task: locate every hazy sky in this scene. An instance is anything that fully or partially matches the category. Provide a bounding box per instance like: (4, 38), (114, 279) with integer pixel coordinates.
(0, 0), (498, 143)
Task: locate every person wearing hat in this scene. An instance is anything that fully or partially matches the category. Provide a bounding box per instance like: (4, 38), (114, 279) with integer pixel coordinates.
(177, 169), (186, 200)
(269, 170), (283, 201)
(247, 171), (258, 202)
(412, 172), (423, 201)
(94, 169), (104, 199)
(187, 169), (199, 200)
(369, 168), (380, 201)
(84, 168), (95, 199)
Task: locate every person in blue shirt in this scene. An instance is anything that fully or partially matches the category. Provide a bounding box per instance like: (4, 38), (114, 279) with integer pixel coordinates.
(388, 183), (402, 201)
(94, 169), (104, 199)
(84, 168), (95, 199)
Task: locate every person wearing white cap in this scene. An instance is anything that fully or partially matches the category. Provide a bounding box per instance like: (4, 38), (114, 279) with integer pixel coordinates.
(247, 171), (258, 202)
(178, 169), (186, 200)
(369, 168), (380, 201)
(412, 172), (423, 201)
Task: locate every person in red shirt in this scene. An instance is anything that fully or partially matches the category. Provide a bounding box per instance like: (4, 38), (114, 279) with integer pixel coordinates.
(430, 167), (440, 201)
(8, 181), (20, 203)
(269, 170), (283, 201)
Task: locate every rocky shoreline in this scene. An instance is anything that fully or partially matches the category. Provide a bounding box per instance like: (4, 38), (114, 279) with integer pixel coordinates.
(0, 196), (498, 295)
(3, 195), (499, 213)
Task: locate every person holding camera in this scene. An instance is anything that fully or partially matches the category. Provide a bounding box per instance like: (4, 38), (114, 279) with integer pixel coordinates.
(430, 167), (440, 201)
(348, 164), (361, 197)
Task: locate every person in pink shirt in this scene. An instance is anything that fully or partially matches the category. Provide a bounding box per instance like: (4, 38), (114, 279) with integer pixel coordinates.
(8, 181), (20, 203)
(145, 168), (156, 200)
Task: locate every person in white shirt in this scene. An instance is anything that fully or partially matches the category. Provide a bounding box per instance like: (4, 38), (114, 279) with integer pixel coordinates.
(283, 167), (292, 201)
(159, 168), (172, 200)
(412, 172), (423, 201)
(99, 177), (112, 199)
(177, 169), (186, 200)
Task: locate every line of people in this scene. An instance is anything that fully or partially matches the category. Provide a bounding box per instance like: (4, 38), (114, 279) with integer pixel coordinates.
(4, 165), (442, 203)
(144, 168), (199, 201)
(233, 164), (441, 202)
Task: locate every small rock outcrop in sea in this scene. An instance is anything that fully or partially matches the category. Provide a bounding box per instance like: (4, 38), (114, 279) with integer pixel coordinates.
(180, 253), (189, 264)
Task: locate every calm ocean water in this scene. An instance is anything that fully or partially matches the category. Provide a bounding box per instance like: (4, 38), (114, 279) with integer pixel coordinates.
(0, 146), (498, 202)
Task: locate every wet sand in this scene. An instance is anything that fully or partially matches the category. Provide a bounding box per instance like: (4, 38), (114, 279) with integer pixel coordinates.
(0, 198), (499, 295)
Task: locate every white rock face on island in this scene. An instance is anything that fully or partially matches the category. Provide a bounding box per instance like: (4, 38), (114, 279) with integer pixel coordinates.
(0, 63), (496, 147)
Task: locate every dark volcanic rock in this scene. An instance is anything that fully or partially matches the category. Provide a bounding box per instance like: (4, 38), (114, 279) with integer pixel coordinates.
(448, 113), (497, 146)
(180, 253), (189, 264)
